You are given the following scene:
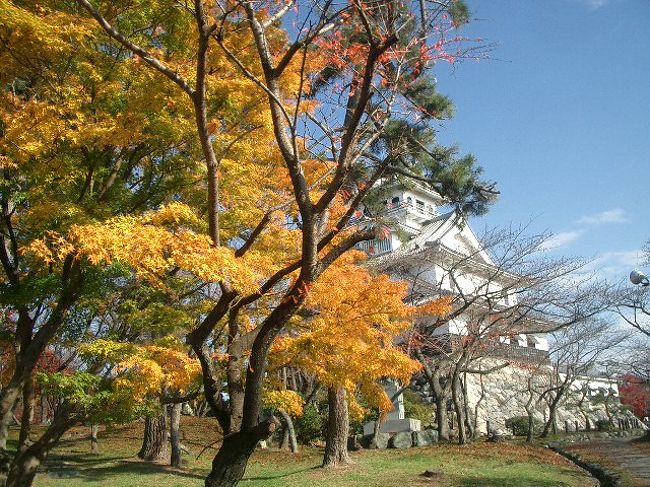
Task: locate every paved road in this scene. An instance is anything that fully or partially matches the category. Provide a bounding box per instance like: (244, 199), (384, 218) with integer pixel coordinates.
(569, 436), (650, 486)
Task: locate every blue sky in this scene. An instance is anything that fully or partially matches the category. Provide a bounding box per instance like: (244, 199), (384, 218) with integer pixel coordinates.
(433, 0), (650, 282)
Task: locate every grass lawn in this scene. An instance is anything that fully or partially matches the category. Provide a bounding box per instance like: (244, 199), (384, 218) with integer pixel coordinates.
(15, 418), (596, 487)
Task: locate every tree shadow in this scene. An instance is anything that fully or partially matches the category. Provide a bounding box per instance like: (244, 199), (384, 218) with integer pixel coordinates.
(42, 458), (206, 482)
(244, 465), (320, 481)
(455, 476), (575, 487)
(46, 452), (126, 466)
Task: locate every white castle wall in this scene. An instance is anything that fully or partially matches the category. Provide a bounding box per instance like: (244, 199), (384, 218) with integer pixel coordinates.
(413, 358), (629, 435)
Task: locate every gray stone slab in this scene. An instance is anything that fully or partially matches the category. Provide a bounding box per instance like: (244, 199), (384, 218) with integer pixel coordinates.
(363, 418), (421, 435)
(362, 432), (390, 449)
(412, 429), (438, 447)
(389, 431), (413, 449)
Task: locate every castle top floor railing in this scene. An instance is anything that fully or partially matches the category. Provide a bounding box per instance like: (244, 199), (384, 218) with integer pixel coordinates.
(422, 334), (550, 365)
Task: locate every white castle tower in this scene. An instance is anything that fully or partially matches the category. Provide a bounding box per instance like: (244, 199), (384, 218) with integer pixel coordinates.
(359, 182), (550, 357)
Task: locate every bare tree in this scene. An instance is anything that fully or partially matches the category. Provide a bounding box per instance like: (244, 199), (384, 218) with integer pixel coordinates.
(380, 227), (609, 443)
(615, 286), (650, 339)
(539, 319), (629, 438)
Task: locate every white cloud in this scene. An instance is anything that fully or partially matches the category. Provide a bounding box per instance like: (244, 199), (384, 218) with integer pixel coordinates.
(581, 249), (642, 282)
(576, 0), (611, 9)
(577, 208), (627, 225)
(539, 230), (583, 250)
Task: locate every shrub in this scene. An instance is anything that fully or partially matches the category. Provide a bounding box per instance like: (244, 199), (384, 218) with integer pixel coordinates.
(403, 390), (435, 428)
(505, 415), (544, 436)
(349, 407), (377, 435)
(294, 404), (326, 444)
(595, 419), (615, 432)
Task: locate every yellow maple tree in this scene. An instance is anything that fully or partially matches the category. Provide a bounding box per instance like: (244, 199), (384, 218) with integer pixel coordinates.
(272, 252), (423, 415)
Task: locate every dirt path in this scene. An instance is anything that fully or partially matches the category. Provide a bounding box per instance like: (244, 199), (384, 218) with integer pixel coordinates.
(565, 436), (650, 486)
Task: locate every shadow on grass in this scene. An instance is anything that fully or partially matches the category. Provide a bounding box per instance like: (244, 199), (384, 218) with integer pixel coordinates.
(244, 466), (320, 482)
(47, 452), (127, 465)
(456, 477), (575, 487)
(42, 457), (206, 482)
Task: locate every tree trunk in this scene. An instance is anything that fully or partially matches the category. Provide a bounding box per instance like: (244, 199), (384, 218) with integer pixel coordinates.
(526, 414), (534, 443)
(541, 387), (565, 439)
(323, 387), (350, 468)
(138, 412), (168, 462)
(0, 381), (23, 451)
(472, 371), (486, 438)
(17, 381), (34, 454)
(542, 399), (559, 438)
(90, 424), (99, 455)
(226, 351), (245, 435)
(280, 425), (289, 450)
(451, 375), (467, 445)
(434, 394), (449, 441)
(278, 410), (298, 453)
(417, 354), (450, 442)
(39, 395), (48, 425)
(206, 419), (279, 487)
(461, 373), (474, 439)
(5, 405), (74, 487)
(524, 394), (535, 443)
(524, 381), (536, 443)
(366, 412), (385, 449)
(0, 415), (8, 451)
(170, 403), (182, 468)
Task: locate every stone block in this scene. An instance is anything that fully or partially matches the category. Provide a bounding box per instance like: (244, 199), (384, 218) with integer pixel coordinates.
(488, 430), (510, 442)
(389, 431), (413, 449)
(362, 432), (390, 449)
(412, 429), (438, 447)
(348, 434), (363, 451)
(362, 418), (421, 435)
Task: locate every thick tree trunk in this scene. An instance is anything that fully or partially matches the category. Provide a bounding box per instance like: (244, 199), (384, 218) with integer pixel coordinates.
(206, 419), (278, 487)
(205, 434), (257, 487)
(5, 449), (41, 487)
(169, 403), (182, 468)
(5, 405), (74, 487)
(226, 351), (245, 435)
(323, 387), (350, 468)
(90, 424), (99, 455)
(138, 412), (168, 462)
